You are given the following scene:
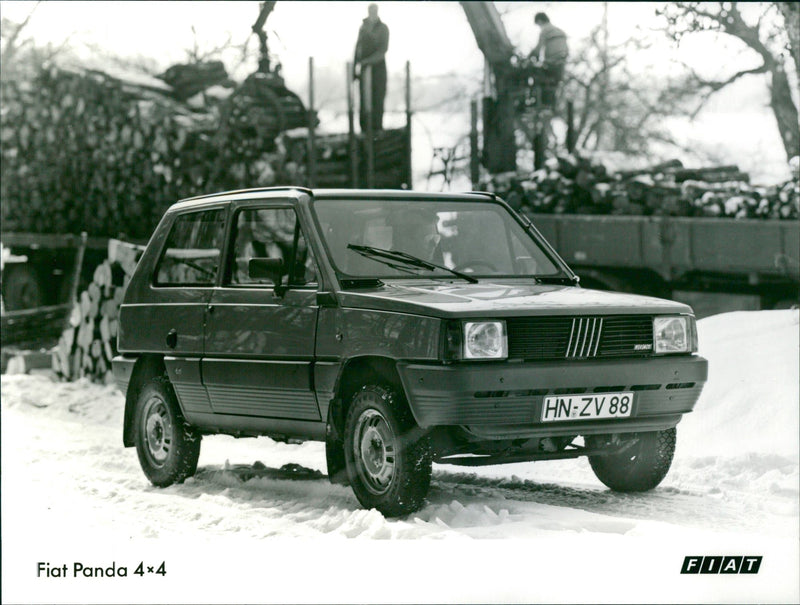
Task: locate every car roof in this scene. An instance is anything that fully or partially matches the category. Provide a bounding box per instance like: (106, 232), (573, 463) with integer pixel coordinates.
(173, 187), (496, 211)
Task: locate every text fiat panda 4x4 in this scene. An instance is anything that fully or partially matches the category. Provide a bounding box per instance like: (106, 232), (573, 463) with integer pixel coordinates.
(113, 188), (708, 517)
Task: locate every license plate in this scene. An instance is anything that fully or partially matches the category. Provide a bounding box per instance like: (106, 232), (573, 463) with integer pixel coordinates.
(541, 392), (634, 422)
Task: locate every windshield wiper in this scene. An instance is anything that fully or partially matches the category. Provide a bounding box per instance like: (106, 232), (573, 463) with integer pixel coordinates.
(346, 243), (479, 284)
(533, 275), (575, 285)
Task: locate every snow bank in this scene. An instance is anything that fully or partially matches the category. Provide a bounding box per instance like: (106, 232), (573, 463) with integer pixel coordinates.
(681, 309), (799, 457)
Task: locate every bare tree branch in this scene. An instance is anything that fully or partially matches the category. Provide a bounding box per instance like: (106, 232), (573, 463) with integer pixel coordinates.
(698, 63), (769, 91)
(1, 1), (41, 66)
(659, 1), (799, 159)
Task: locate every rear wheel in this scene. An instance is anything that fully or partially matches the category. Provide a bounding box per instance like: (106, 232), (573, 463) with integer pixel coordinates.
(344, 384), (431, 517)
(134, 375), (201, 487)
(588, 428), (676, 492)
(2, 265), (43, 310)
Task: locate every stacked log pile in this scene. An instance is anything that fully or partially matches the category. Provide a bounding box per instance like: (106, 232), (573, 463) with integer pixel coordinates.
(283, 128), (409, 188)
(0, 64), (304, 240)
(52, 239), (142, 383)
(484, 155), (799, 220)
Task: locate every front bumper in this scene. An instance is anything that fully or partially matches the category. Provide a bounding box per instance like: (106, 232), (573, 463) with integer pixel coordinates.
(397, 355), (708, 436)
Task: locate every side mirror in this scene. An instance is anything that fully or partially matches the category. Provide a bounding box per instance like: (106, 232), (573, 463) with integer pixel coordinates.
(248, 257), (284, 284)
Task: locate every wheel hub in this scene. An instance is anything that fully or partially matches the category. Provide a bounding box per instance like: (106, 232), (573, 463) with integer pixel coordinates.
(354, 408), (396, 495)
(142, 397), (172, 466)
(361, 427), (386, 474)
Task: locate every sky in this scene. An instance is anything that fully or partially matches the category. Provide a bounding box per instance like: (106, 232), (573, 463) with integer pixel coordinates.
(1, 1), (796, 184)
(2, 2), (660, 74)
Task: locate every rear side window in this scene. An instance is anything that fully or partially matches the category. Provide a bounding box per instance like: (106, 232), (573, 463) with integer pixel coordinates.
(155, 209), (226, 286)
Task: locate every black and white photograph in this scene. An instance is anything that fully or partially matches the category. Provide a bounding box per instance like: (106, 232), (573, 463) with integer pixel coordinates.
(1, 1), (798, 603)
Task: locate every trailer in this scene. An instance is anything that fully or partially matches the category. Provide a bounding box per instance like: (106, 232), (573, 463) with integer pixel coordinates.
(527, 213), (800, 316)
(0, 232), (110, 311)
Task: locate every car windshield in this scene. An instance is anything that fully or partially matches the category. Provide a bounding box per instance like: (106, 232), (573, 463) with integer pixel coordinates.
(311, 199), (562, 280)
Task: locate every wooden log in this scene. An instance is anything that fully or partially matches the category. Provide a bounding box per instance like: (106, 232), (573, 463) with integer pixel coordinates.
(88, 282), (101, 304)
(71, 348), (82, 378)
(56, 344), (71, 379)
(99, 315), (111, 343)
(100, 298), (116, 320)
(62, 324), (75, 351)
(77, 318), (94, 350)
(80, 291), (91, 318)
(113, 285), (126, 307)
(93, 261), (110, 287)
(51, 348), (63, 376)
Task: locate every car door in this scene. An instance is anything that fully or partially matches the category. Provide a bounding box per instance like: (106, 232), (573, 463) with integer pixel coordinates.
(202, 202), (321, 420)
(149, 207), (227, 417)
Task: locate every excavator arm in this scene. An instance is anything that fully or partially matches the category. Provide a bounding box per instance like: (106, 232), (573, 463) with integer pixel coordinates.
(459, 1), (516, 74)
(252, 1), (277, 73)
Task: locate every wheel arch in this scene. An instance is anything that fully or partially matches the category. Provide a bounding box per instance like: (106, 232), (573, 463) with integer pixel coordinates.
(123, 354), (167, 447)
(327, 356), (406, 440)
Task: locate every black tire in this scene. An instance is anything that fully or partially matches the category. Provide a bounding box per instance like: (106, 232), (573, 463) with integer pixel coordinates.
(2, 265), (44, 310)
(343, 384), (432, 517)
(588, 428), (676, 492)
(133, 375), (201, 487)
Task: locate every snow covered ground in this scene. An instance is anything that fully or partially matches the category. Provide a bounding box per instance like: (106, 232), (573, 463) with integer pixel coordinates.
(2, 310), (798, 603)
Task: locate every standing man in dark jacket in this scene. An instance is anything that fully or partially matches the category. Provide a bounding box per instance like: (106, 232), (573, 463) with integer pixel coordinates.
(354, 3), (389, 133)
(528, 12), (568, 108)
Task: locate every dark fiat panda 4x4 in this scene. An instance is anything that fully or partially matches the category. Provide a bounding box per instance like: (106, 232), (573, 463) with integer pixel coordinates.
(113, 187), (707, 517)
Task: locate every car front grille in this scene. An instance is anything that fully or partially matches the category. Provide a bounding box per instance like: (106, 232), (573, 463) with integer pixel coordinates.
(507, 315), (653, 361)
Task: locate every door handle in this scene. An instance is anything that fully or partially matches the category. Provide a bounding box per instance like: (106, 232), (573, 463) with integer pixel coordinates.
(166, 329), (178, 349)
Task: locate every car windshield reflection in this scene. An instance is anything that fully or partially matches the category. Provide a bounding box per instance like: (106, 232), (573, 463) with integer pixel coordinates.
(312, 199), (562, 280)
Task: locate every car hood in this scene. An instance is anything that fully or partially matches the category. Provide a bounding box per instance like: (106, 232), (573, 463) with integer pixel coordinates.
(337, 281), (693, 318)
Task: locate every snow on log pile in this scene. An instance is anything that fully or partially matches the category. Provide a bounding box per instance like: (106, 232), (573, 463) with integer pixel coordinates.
(485, 155), (800, 220)
(52, 239), (142, 383)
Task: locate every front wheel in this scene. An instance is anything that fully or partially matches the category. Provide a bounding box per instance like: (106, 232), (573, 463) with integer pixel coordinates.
(588, 428), (676, 492)
(344, 384), (431, 517)
(134, 375), (201, 487)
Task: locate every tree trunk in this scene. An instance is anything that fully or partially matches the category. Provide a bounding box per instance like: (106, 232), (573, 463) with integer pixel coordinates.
(776, 2), (800, 86)
(460, 1), (518, 173)
(482, 77), (517, 173)
(769, 64), (800, 160)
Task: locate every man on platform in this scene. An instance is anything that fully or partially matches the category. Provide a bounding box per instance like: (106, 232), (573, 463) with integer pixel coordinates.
(528, 12), (568, 109)
(353, 3), (389, 133)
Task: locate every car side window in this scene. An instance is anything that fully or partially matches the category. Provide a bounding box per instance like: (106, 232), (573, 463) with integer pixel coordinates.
(154, 209), (225, 286)
(229, 207), (318, 287)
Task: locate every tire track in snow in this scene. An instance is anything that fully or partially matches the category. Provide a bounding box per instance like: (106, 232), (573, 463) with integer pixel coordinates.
(192, 462), (779, 535)
(427, 471), (784, 534)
